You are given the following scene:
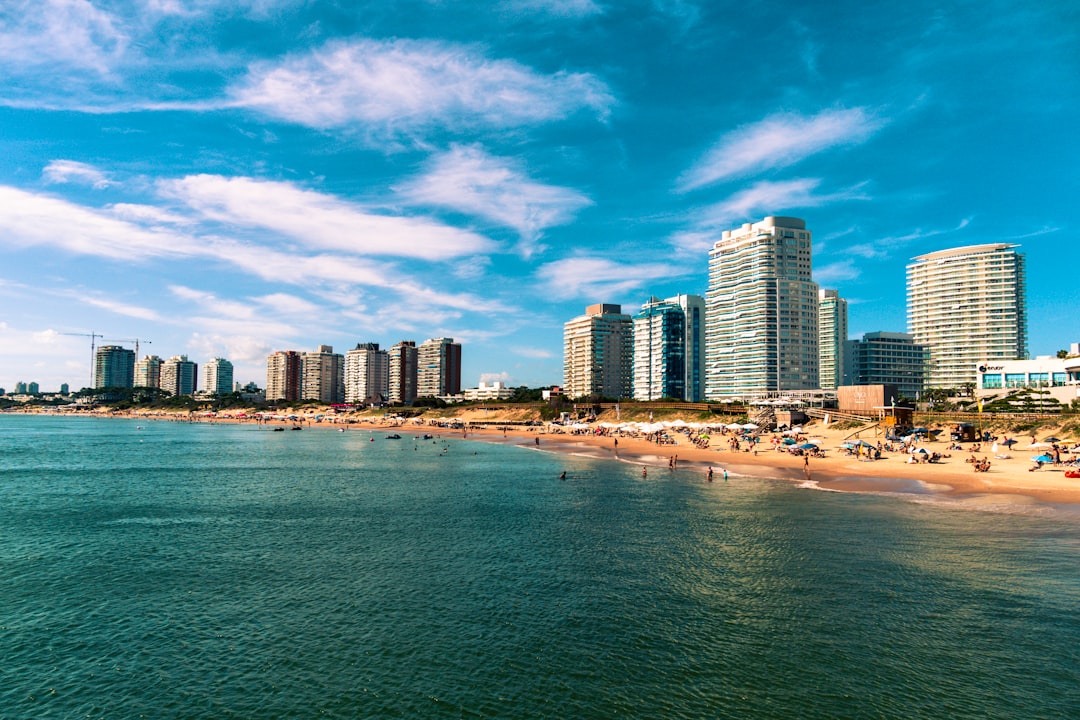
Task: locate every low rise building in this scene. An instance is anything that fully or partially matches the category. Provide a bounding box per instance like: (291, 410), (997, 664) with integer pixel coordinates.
(975, 350), (1080, 405)
(463, 381), (515, 401)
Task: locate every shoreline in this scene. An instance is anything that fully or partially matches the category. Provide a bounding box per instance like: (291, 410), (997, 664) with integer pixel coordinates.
(16, 409), (1080, 508)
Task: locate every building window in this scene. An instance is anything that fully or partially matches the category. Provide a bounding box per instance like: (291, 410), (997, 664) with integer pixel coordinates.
(982, 374), (1002, 389)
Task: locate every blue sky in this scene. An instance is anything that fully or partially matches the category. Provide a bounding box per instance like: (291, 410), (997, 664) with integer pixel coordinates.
(1, 0), (1077, 392)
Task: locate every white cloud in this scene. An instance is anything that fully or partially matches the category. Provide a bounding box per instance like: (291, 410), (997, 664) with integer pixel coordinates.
(107, 203), (193, 225)
(678, 107), (883, 191)
(501, 0), (603, 17)
(0, 0), (127, 76)
(227, 38), (613, 134)
(512, 346), (554, 359)
(43, 160), (113, 189)
(479, 371), (512, 384)
(159, 174), (497, 261)
(698, 178), (870, 229)
(0, 186), (189, 261)
(69, 293), (163, 322)
(398, 145), (592, 256)
(535, 257), (687, 300)
(813, 259), (862, 285)
(843, 217), (973, 259)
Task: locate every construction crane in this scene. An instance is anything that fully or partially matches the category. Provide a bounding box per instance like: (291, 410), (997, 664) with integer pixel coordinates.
(105, 338), (152, 358)
(61, 331), (104, 387)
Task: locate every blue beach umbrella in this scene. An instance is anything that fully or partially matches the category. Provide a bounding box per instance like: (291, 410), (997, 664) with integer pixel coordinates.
(798, 443), (819, 450)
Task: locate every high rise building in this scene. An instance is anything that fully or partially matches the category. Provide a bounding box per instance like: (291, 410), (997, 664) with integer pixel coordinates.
(60, 383), (69, 395)
(302, 345), (345, 404)
(14, 382), (26, 394)
(417, 338), (462, 398)
(632, 294), (705, 401)
(818, 289), (848, 391)
(134, 355), (163, 388)
(94, 345), (135, 389)
(266, 350), (302, 402)
(27, 381), (39, 395)
(345, 343), (390, 404)
(907, 243), (1027, 389)
(563, 303), (633, 400)
(388, 341), (418, 405)
(161, 355), (198, 396)
(203, 358), (234, 395)
(843, 332), (928, 400)
(705, 217), (819, 399)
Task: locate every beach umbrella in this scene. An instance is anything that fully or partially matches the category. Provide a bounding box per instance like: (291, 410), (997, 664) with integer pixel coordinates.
(1028, 441), (1051, 449)
(1031, 454), (1054, 463)
(783, 437), (796, 445)
(798, 443), (819, 450)
(725, 423), (742, 430)
(1002, 438), (1018, 447)
(742, 423), (759, 430)
(1044, 436), (1061, 443)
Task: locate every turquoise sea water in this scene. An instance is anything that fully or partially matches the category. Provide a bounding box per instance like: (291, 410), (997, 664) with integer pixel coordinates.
(2, 415), (1079, 719)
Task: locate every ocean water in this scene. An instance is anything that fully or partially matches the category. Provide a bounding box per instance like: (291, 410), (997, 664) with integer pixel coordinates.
(2, 415), (1079, 719)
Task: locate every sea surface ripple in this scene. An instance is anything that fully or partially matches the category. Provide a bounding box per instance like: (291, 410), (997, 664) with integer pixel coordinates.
(2, 415), (1079, 719)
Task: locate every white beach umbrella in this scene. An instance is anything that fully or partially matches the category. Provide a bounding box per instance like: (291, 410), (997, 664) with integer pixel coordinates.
(742, 423), (759, 430)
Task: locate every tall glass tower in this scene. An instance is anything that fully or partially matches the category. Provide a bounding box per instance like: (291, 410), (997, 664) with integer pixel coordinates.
(705, 216), (819, 399)
(907, 243), (1027, 389)
(632, 294), (705, 401)
(818, 288), (848, 390)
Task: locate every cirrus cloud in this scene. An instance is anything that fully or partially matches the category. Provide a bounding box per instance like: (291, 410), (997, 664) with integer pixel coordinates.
(397, 145), (592, 256)
(228, 38), (614, 135)
(678, 107), (884, 191)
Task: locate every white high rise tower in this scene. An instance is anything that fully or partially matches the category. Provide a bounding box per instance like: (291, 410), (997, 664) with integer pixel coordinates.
(705, 216), (819, 399)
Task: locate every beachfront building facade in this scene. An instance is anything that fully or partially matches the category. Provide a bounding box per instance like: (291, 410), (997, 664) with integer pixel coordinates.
(417, 338), (462, 399)
(462, 381), (515, 401)
(632, 294), (705, 401)
(94, 345), (135, 389)
(203, 358), (234, 395)
(161, 355), (198, 396)
(705, 216), (819, 399)
(842, 332), (928, 400)
(345, 343), (390, 405)
(974, 351), (1080, 405)
(266, 350), (302, 402)
(134, 355), (163, 389)
(563, 303), (633, 400)
(301, 345), (345, 404)
(818, 289), (848, 391)
(388, 341), (418, 405)
(907, 243), (1027, 390)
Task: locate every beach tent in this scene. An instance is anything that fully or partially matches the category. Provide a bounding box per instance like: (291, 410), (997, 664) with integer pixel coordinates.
(1031, 454), (1054, 463)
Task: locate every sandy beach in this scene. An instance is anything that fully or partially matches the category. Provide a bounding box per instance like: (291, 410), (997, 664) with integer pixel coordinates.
(57, 406), (1080, 507)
